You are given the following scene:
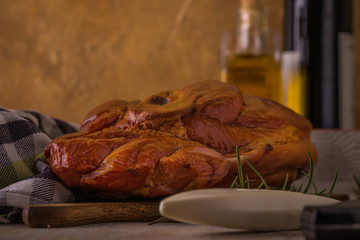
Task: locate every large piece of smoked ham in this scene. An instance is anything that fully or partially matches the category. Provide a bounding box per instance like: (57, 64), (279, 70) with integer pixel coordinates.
(45, 80), (317, 198)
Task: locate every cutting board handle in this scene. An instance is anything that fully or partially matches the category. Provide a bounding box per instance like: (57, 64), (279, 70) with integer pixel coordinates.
(22, 201), (161, 228)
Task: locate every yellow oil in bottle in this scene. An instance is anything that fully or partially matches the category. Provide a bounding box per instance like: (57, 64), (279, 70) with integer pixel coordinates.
(223, 0), (282, 104)
(226, 54), (282, 103)
(281, 51), (306, 116)
(285, 68), (306, 116)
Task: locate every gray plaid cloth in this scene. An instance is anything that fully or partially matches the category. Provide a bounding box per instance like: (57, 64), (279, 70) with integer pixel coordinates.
(0, 107), (79, 223)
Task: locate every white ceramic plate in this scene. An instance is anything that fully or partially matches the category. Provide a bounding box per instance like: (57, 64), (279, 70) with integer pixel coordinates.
(159, 188), (340, 231)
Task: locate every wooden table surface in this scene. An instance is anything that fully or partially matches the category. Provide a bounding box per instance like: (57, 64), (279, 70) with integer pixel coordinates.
(2, 130), (360, 240)
(0, 222), (305, 240)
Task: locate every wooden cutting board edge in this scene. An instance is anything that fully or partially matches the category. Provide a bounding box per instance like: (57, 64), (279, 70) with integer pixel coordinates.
(22, 201), (161, 228)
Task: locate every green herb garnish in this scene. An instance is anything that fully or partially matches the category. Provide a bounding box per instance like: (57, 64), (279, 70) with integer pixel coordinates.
(326, 169), (338, 197)
(236, 146), (244, 188)
(242, 157), (270, 189)
(281, 173), (289, 191)
(303, 152), (314, 193)
(353, 175), (360, 197)
(230, 146), (339, 197)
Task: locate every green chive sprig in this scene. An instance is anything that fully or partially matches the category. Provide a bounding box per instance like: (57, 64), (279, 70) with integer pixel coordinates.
(353, 175), (360, 197)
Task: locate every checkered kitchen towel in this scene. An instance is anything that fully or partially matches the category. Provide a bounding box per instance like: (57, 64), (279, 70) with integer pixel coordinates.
(0, 107), (79, 223)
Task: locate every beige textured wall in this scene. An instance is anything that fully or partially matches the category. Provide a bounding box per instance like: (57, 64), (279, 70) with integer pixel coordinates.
(0, 0), (283, 123)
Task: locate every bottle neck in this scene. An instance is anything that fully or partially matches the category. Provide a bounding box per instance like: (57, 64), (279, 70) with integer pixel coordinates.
(235, 8), (268, 56)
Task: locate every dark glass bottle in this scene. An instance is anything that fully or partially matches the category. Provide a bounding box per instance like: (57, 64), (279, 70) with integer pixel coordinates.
(306, 0), (353, 128)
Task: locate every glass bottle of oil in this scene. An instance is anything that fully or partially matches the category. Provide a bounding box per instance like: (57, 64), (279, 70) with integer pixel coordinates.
(282, 0), (308, 117)
(224, 0), (282, 103)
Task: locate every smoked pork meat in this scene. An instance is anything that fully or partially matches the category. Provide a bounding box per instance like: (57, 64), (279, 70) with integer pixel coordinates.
(45, 80), (317, 198)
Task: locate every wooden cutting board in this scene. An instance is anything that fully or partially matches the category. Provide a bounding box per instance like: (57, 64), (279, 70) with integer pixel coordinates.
(22, 201), (161, 228)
